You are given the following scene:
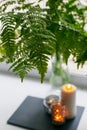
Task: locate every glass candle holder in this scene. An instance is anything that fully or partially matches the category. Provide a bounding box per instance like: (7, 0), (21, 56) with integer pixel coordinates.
(43, 95), (59, 114)
(51, 102), (66, 125)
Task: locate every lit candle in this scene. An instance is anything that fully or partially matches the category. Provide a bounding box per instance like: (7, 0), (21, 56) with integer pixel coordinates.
(61, 84), (77, 119)
(52, 102), (65, 125)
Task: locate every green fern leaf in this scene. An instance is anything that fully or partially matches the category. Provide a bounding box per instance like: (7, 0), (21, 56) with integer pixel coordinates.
(1, 13), (15, 62)
(9, 58), (34, 82)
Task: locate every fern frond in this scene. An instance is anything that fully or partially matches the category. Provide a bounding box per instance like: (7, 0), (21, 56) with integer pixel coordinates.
(29, 40), (50, 83)
(12, 6), (55, 82)
(0, 13), (15, 62)
(9, 57), (34, 82)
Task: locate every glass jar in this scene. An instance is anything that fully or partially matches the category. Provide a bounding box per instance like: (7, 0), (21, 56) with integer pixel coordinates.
(50, 56), (70, 89)
(51, 101), (66, 125)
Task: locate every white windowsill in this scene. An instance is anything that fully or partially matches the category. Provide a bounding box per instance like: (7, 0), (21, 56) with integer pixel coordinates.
(0, 58), (87, 88)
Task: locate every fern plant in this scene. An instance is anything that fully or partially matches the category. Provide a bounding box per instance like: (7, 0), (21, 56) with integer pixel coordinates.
(0, 0), (56, 82)
(45, 0), (87, 64)
(0, 0), (87, 82)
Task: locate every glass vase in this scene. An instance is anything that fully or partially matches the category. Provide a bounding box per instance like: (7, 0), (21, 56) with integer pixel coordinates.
(50, 56), (70, 89)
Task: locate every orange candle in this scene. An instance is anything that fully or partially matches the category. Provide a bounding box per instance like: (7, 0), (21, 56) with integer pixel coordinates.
(52, 102), (65, 125)
(61, 84), (77, 119)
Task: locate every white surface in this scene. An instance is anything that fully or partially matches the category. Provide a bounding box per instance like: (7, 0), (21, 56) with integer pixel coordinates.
(0, 74), (87, 130)
(0, 59), (87, 88)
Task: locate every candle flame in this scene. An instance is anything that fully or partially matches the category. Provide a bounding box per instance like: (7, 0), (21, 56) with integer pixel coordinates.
(54, 115), (65, 122)
(49, 99), (53, 103)
(65, 84), (73, 91)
